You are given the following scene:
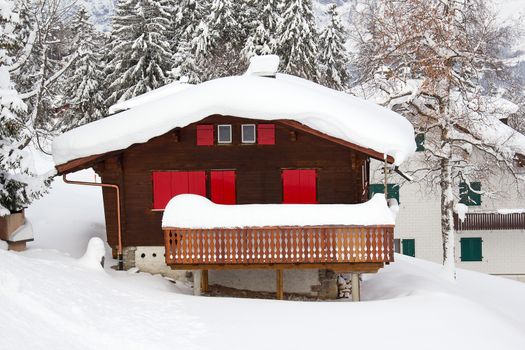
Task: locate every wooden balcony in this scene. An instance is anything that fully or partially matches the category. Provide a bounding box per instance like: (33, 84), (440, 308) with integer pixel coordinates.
(163, 225), (394, 271)
(454, 212), (525, 231)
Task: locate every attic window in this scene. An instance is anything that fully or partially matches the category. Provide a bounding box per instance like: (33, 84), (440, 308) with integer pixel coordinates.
(242, 124), (256, 143)
(218, 125), (232, 144)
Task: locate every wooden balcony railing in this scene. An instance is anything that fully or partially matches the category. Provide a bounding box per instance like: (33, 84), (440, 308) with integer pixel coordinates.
(163, 225), (394, 268)
(454, 212), (525, 231)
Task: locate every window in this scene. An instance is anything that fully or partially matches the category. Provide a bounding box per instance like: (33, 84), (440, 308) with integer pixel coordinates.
(217, 125), (232, 144)
(152, 171), (206, 209)
(282, 169), (317, 204)
(402, 239), (415, 257)
(242, 124), (256, 143)
(394, 239), (401, 253)
(210, 170), (236, 204)
(196, 125), (214, 146)
(460, 237), (482, 261)
(369, 183), (400, 203)
(459, 181), (482, 206)
(415, 133), (425, 152)
(258, 124), (275, 145)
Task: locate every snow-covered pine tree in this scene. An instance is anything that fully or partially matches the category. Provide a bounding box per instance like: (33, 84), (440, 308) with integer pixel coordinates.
(106, 0), (173, 104)
(170, 0), (206, 82)
(277, 0), (318, 80)
(353, 0), (525, 278)
(192, 0), (247, 80)
(0, 0), (49, 215)
(318, 4), (349, 91)
(60, 7), (106, 130)
(242, 0), (280, 60)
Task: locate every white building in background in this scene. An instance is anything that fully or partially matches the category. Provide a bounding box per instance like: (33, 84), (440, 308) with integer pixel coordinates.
(371, 138), (525, 282)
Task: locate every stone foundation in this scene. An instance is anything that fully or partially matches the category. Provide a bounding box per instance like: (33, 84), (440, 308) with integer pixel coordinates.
(127, 246), (340, 299)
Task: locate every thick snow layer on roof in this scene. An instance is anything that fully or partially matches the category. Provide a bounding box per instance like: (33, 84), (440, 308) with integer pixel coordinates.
(162, 194), (395, 229)
(53, 72), (416, 166)
(108, 80), (193, 114)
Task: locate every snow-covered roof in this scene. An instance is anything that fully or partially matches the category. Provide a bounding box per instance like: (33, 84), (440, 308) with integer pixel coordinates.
(52, 66), (416, 167)
(162, 194), (395, 229)
(108, 80), (193, 114)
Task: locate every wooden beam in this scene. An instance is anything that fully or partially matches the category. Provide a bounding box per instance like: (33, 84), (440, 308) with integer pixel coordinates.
(168, 262), (383, 272)
(56, 150), (122, 175)
(277, 120), (395, 164)
(201, 270), (209, 293)
(276, 269), (284, 300)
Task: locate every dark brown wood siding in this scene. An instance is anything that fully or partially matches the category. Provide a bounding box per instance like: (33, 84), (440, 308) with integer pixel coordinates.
(96, 115), (369, 247)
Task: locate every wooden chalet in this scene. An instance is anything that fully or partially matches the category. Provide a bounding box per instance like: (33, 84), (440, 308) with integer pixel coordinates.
(52, 56), (415, 300)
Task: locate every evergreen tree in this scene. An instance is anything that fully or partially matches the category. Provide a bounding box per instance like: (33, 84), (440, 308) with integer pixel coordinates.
(106, 0), (173, 104)
(318, 4), (349, 91)
(242, 0), (280, 59)
(277, 0), (318, 80)
(192, 0), (247, 80)
(0, 0), (49, 215)
(60, 7), (106, 130)
(170, 0), (206, 82)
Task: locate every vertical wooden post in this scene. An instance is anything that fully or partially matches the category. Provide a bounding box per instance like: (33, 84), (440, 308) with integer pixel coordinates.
(193, 270), (202, 296)
(383, 156), (389, 199)
(276, 269), (284, 300)
(351, 273), (360, 302)
(201, 269), (209, 293)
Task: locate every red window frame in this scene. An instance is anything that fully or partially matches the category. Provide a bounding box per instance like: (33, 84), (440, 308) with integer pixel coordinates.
(210, 170), (236, 204)
(196, 125), (214, 146)
(152, 171), (206, 209)
(258, 124), (275, 145)
(282, 169), (317, 204)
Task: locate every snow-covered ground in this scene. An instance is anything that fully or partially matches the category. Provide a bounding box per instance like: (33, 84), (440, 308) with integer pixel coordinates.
(2, 152), (525, 349)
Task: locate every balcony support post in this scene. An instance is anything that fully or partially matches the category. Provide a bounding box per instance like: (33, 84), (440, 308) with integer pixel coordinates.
(193, 270), (202, 296)
(201, 270), (209, 293)
(276, 269), (284, 300)
(351, 273), (360, 302)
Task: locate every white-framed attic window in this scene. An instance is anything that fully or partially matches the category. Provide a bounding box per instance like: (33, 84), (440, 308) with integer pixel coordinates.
(217, 124), (232, 144)
(241, 124), (256, 143)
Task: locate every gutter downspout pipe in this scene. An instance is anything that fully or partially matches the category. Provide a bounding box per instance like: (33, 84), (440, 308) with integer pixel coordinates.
(63, 174), (124, 270)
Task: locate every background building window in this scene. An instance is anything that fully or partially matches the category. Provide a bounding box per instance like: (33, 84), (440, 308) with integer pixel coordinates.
(459, 181), (482, 206)
(402, 239), (415, 257)
(460, 237), (483, 261)
(415, 133), (425, 152)
(369, 183), (400, 203)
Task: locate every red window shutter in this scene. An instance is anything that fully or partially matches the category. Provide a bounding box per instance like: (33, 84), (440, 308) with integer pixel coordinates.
(171, 171), (189, 196)
(197, 125), (214, 146)
(153, 171), (206, 209)
(282, 170), (300, 204)
(258, 124), (275, 145)
(211, 170), (236, 204)
(299, 169), (317, 204)
(152, 172), (172, 209)
(282, 169), (317, 204)
(188, 171), (206, 196)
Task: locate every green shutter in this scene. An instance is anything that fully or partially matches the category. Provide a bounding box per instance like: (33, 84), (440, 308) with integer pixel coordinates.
(460, 237), (482, 261)
(459, 181), (482, 206)
(415, 133), (425, 152)
(369, 183), (400, 203)
(402, 239), (415, 257)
